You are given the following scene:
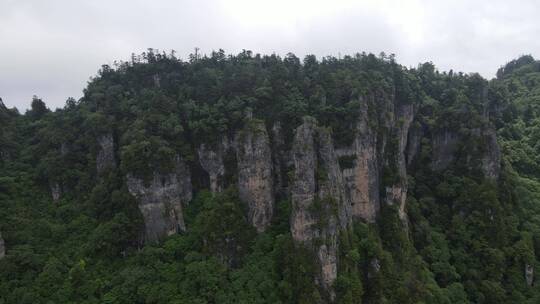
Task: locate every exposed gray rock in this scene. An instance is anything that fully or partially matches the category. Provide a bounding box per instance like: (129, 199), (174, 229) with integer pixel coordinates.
(290, 117), (352, 299)
(235, 119), (274, 232)
(316, 127), (352, 297)
(50, 182), (61, 202)
(385, 103), (415, 221)
(126, 156), (192, 243)
(291, 117), (318, 244)
(317, 127), (352, 228)
(368, 258), (381, 279)
(96, 133), (116, 175)
(198, 143), (225, 193)
(343, 96), (380, 222)
(526, 264), (534, 287)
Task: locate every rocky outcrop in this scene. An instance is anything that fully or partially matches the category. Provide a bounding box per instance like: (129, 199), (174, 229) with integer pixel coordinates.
(126, 156), (192, 243)
(291, 118), (318, 244)
(318, 128), (352, 228)
(235, 120), (274, 232)
(526, 264), (534, 287)
(384, 103), (415, 221)
(50, 182), (61, 202)
(343, 97), (380, 223)
(0, 233), (5, 259)
(96, 133), (116, 175)
(198, 143), (225, 193)
(341, 95), (415, 223)
(290, 117), (352, 298)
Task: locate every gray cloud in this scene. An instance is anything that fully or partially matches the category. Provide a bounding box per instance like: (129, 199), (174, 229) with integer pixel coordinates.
(2, 0), (540, 110)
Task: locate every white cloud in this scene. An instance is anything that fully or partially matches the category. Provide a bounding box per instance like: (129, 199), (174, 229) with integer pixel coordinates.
(1, 0), (540, 109)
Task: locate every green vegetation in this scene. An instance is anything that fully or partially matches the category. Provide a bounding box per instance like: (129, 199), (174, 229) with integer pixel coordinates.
(1, 50), (540, 303)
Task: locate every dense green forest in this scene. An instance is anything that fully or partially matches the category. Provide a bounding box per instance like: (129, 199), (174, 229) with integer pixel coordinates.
(1, 50), (540, 303)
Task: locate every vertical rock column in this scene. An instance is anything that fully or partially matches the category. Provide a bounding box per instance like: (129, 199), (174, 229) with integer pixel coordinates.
(384, 103), (415, 221)
(344, 96), (381, 222)
(526, 264), (534, 287)
(291, 118), (319, 244)
(235, 120), (274, 232)
(290, 117), (352, 299)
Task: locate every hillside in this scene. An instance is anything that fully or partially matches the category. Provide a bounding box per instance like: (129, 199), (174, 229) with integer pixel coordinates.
(1, 50), (540, 303)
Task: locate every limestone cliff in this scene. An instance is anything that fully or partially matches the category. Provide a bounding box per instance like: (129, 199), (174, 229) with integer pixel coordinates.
(383, 103), (415, 222)
(291, 118), (318, 245)
(340, 94), (415, 223)
(126, 156), (192, 243)
(341, 96), (380, 223)
(235, 120), (274, 232)
(290, 117), (352, 298)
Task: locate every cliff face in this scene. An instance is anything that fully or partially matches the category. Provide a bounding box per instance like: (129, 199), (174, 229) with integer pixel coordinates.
(341, 96), (380, 223)
(290, 118), (318, 244)
(384, 103), (415, 222)
(235, 120), (274, 232)
(338, 93), (416, 225)
(282, 91), (503, 295)
(115, 94), (500, 297)
(126, 156), (192, 243)
(290, 117), (352, 298)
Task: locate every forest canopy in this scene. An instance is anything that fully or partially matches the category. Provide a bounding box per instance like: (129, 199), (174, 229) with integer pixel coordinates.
(1, 50), (540, 303)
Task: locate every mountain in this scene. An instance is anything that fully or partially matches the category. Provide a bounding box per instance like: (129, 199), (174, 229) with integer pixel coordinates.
(1, 50), (540, 303)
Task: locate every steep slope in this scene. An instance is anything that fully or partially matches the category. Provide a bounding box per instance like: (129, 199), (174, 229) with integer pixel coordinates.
(0, 51), (538, 304)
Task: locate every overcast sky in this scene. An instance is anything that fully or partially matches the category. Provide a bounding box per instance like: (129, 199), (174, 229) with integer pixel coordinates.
(2, 0), (540, 110)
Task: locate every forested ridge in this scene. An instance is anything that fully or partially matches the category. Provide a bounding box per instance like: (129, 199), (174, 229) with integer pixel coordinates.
(1, 50), (540, 303)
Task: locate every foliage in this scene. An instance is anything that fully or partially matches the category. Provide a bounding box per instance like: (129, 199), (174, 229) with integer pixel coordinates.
(1, 50), (540, 303)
